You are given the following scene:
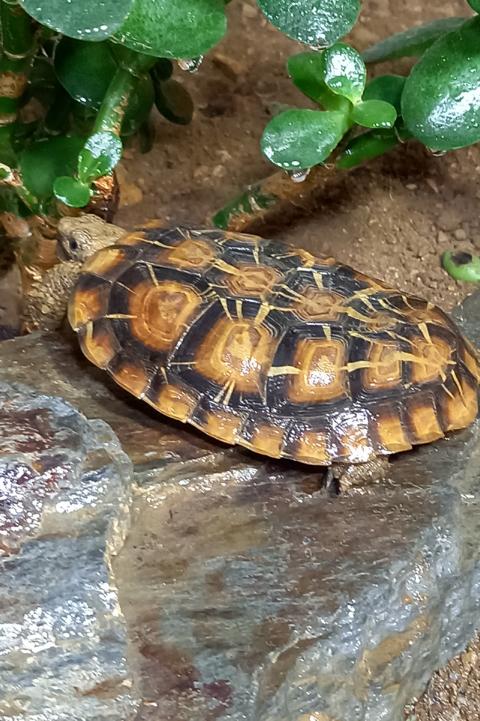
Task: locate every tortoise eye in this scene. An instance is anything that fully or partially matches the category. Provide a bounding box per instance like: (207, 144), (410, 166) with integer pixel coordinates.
(69, 238), (79, 252)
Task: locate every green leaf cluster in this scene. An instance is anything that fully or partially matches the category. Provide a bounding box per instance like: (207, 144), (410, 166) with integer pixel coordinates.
(262, 12), (480, 178)
(262, 43), (399, 171)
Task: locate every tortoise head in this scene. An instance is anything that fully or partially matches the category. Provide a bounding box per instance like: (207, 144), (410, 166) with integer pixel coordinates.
(57, 214), (126, 263)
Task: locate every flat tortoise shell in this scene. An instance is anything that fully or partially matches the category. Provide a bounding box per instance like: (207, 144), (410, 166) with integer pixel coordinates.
(69, 225), (480, 465)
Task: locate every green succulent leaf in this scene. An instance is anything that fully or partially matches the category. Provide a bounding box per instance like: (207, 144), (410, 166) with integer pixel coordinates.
(442, 250), (480, 282)
(322, 43), (366, 104)
(467, 0), (480, 12)
(55, 39), (117, 109)
(257, 0), (360, 48)
(362, 17), (467, 64)
(53, 176), (91, 208)
(336, 128), (398, 168)
(20, 135), (84, 200)
(20, 0), (134, 41)
(363, 74), (405, 114)
(114, 0), (227, 59)
(352, 99), (397, 129)
(154, 79), (194, 125)
(261, 109), (348, 170)
(288, 52), (331, 107)
(402, 17), (480, 151)
(78, 131), (122, 183)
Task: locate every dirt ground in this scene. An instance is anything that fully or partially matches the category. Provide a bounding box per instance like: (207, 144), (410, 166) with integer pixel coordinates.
(3, 0), (480, 717)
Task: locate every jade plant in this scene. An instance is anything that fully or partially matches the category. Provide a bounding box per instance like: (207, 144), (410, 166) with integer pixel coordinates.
(1, 0), (348, 238)
(215, 3), (480, 285)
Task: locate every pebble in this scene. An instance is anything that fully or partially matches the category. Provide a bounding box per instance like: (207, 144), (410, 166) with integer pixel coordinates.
(242, 2), (258, 18)
(454, 228), (467, 241)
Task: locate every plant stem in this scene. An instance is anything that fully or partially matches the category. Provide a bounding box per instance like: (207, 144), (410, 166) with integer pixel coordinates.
(0, 0), (35, 125)
(213, 162), (351, 232)
(93, 49), (156, 136)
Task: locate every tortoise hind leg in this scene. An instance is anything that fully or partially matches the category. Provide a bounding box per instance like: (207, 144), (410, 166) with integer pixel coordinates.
(326, 456), (390, 494)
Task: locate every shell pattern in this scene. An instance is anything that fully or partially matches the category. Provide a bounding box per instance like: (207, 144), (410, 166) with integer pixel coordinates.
(69, 226), (480, 465)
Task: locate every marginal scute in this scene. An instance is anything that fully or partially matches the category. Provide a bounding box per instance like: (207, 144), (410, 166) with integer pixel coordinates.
(68, 225), (479, 465)
(109, 356), (150, 398)
(331, 409), (374, 463)
(294, 428), (331, 464)
(78, 320), (119, 369)
(372, 404), (412, 454)
(246, 423), (285, 458)
(440, 375), (478, 432)
(68, 276), (111, 330)
(196, 408), (243, 444)
(406, 394), (444, 444)
(148, 383), (198, 422)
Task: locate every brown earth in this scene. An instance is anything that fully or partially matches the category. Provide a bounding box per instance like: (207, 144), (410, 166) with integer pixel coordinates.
(3, 0), (480, 717)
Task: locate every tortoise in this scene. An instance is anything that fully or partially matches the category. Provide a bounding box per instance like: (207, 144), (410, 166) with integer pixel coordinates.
(24, 214), (480, 490)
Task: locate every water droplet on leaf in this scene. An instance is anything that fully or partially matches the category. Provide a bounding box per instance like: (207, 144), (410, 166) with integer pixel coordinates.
(178, 57), (204, 73)
(289, 168), (311, 183)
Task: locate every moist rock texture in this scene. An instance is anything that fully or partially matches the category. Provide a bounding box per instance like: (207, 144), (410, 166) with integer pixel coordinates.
(0, 382), (137, 720)
(0, 294), (479, 721)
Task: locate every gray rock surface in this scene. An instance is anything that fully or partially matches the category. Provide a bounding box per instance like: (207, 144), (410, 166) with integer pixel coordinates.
(0, 295), (479, 721)
(0, 383), (137, 720)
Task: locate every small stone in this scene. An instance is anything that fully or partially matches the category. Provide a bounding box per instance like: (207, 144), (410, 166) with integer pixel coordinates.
(242, 2), (258, 18)
(212, 164), (226, 178)
(437, 207), (463, 232)
(406, 183), (417, 191)
(437, 230), (449, 245)
(212, 52), (246, 81)
(454, 228), (467, 241)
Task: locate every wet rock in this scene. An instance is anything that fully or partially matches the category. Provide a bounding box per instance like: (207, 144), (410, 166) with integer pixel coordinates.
(0, 382), (138, 720)
(0, 293), (479, 721)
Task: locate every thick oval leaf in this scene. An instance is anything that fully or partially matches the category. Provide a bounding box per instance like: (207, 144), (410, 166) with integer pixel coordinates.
(352, 99), (396, 129)
(442, 250), (480, 282)
(114, 0), (227, 59)
(322, 43), (366, 103)
(20, 135), (84, 200)
(54, 176), (91, 207)
(362, 17), (467, 64)
(20, 0), (134, 41)
(261, 109), (347, 170)
(55, 39), (117, 109)
(402, 17), (480, 150)
(151, 58), (174, 82)
(78, 131), (122, 183)
(154, 79), (194, 125)
(363, 74), (405, 114)
(336, 128), (398, 168)
(467, 0), (480, 11)
(288, 52), (328, 105)
(257, 0), (360, 47)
